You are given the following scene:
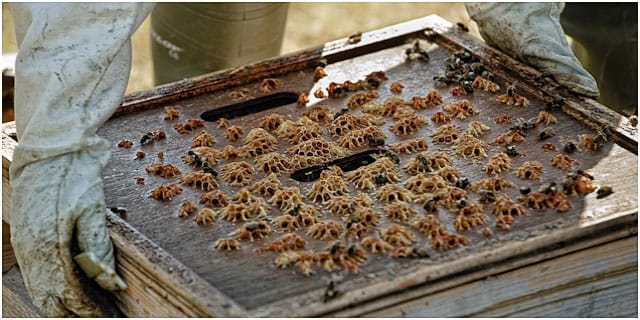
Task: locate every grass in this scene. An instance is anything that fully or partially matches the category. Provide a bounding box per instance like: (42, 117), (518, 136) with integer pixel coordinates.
(2, 3), (477, 94)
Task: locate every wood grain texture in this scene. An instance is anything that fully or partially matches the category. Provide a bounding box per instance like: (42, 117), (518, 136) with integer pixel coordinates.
(2, 124), (16, 223)
(106, 213), (248, 317)
(326, 214), (637, 317)
(1, 15), (637, 317)
(97, 23), (638, 314)
(359, 236), (637, 318)
(2, 221), (16, 273)
(2, 267), (42, 318)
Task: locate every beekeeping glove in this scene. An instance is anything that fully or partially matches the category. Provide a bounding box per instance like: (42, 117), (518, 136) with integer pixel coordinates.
(9, 3), (153, 317)
(466, 2), (599, 97)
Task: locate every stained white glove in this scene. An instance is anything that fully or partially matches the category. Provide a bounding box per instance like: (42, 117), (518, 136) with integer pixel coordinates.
(10, 3), (153, 317)
(466, 2), (599, 97)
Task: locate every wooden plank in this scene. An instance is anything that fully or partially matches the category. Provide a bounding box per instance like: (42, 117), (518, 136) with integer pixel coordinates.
(2, 221), (16, 273)
(105, 212), (248, 317)
(326, 213), (637, 317)
(256, 213), (637, 317)
(2, 123), (16, 223)
(2, 267), (42, 318)
(113, 15), (448, 118)
(358, 235), (637, 317)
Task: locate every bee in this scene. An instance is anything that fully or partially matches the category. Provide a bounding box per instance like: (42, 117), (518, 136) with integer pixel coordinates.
(187, 150), (203, 166)
(564, 141), (577, 154)
(246, 221), (268, 231)
(345, 216), (361, 229)
(323, 281), (339, 303)
(539, 182), (557, 194)
(505, 145), (519, 157)
(392, 246), (429, 259)
(539, 127), (555, 140)
(418, 50), (430, 62)
(593, 133), (606, 145)
(347, 32), (362, 44)
(347, 201), (358, 213)
(463, 71), (476, 82)
(333, 108), (349, 120)
(469, 62), (484, 73)
(346, 244), (365, 257)
(461, 80), (474, 93)
(406, 40), (430, 62)
(329, 241), (345, 255)
(453, 50), (473, 62)
(455, 176), (470, 189)
(596, 186), (613, 199)
(375, 173), (388, 185)
(456, 22), (469, 32)
(201, 162), (217, 176)
(368, 137), (385, 147)
(506, 82), (518, 97)
(546, 95), (565, 110)
(385, 151), (401, 164)
(478, 190), (496, 203)
(481, 70), (495, 82)
(433, 75), (452, 85)
(576, 169), (594, 180)
(327, 83), (346, 98)
(416, 154), (429, 166)
(317, 58), (328, 68)
(455, 198), (469, 209)
(629, 115), (638, 128)
(424, 27), (439, 42)
(135, 151), (145, 160)
(140, 132), (154, 145)
(510, 119), (536, 135)
(423, 195), (440, 212)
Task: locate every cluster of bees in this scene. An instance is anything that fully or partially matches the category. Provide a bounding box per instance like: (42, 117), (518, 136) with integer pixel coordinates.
(118, 42), (613, 278)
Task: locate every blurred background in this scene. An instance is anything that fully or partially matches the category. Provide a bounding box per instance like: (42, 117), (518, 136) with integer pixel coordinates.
(2, 2), (476, 94)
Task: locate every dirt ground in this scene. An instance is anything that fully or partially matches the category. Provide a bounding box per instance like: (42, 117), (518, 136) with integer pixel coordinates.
(2, 3), (478, 94)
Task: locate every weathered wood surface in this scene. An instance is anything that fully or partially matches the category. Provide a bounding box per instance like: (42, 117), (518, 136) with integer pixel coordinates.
(3, 229), (636, 318)
(357, 235), (638, 318)
(2, 15), (637, 317)
(2, 122), (15, 223)
(2, 267), (42, 318)
(327, 218), (637, 317)
(2, 222), (16, 273)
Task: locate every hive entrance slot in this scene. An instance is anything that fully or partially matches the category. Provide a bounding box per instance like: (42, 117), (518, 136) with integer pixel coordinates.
(290, 149), (396, 182)
(200, 91), (299, 121)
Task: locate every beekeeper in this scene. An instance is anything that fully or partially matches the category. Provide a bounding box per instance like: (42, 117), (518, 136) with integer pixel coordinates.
(9, 2), (633, 317)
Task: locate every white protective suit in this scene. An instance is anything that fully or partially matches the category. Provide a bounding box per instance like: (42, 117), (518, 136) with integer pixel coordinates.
(10, 3), (154, 317)
(8, 2), (597, 318)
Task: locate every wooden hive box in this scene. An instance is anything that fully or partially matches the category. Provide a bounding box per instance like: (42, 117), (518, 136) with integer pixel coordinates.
(3, 15), (638, 317)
